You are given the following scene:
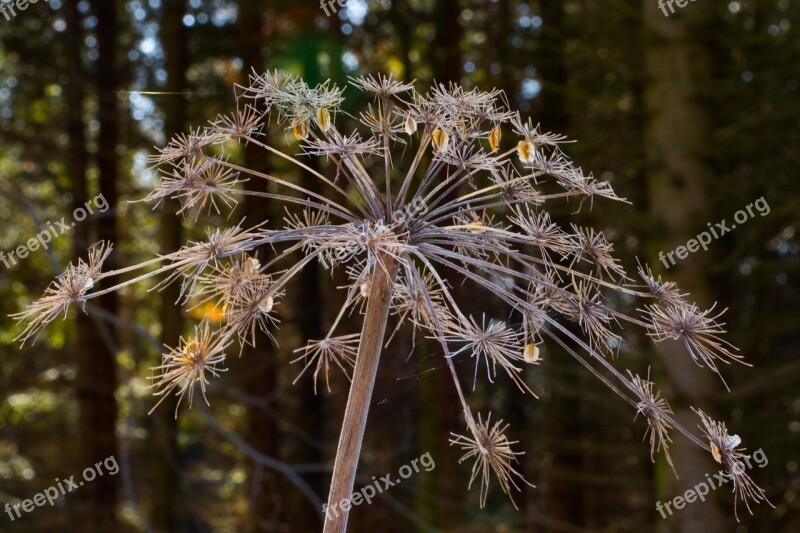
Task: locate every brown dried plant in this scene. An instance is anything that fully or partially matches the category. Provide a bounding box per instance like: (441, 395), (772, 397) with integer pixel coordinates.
(12, 72), (770, 530)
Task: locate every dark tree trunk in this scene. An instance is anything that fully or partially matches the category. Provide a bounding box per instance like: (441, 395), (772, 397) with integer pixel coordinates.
(66, 4), (93, 526)
(283, 32), (328, 533)
(533, 1), (591, 528)
(77, 0), (120, 531)
(149, 0), (187, 530)
(432, 0), (462, 84)
(390, 0), (414, 80)
(237, 2), (282, 530)
(644, 1), (726, 530)
(431, 0), (464, 526)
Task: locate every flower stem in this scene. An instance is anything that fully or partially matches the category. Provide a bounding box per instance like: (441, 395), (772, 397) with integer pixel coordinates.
(323, 256), (397, 533)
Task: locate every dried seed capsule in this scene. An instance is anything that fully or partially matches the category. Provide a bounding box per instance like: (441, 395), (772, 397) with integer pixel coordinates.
(259, 296), (274, 314)
(404, 115), (417, 135)
(523, 343), (540, 363)
(359, 281), (370, 298)
(243, 256), (260, 279)
(316, 108), (332, 132)
(466, 220), (485, 233)
(489, 125), (502, 151)
(293, 120), (309, 141)
(432, 128), (449, 153)
(517, 139), (536, 163)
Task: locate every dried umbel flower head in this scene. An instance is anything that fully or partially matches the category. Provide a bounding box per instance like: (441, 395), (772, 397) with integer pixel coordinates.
(694, 409), (773, 520)
(450, 413), (533, 509)
(291, 334), (360, 394)
(145, 157), (245, 219)
(637, 262), (686, 306)
(13, 72), (766, 523)
(444, 314), (534, 395)
(642, 301), (750, 386)
(12, 242), (113, 346)
(150, 321), (230, 416)
(628, 370), (675, 474)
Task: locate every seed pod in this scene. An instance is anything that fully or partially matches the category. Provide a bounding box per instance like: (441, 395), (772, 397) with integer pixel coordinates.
(466, 220), (485, 233)
(489, 125), (502, 151)
(517, 139), (536, 164)
(710, 442), (722, 463)
(404, 115), (417, 135)
(293, 120), (309, 141)
(432, 128), (449, 153)
(523, 343), (540, 363)
(260, 296), (274, 314)
(316, 108), (332, 132)
(243, 256), (260, 278)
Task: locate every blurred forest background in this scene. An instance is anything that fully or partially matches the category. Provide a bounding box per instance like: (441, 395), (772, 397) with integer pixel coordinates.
(0, 0), (798, 531)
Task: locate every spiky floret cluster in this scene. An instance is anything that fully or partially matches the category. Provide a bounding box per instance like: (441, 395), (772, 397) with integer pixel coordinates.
(12, 72), (768, 516)
(694, 409), (772, 520)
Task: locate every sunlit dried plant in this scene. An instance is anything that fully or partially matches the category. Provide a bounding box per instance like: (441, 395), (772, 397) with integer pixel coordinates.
(149, 321), (230, 416)
(12, 72), (769, 530)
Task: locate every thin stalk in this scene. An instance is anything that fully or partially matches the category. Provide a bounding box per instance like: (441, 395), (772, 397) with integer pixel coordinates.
(323, 255), (397, 533)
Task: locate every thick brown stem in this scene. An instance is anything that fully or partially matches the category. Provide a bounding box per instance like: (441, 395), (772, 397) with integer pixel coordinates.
(324, 257), (397, 532)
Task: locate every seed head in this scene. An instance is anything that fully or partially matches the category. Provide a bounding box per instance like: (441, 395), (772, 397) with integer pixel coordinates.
(450, 413), (533, 509)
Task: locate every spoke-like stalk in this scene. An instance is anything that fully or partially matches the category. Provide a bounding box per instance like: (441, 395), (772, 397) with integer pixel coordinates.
(323, 255), (397, 533)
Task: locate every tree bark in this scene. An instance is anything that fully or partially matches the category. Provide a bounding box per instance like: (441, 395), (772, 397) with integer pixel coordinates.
(72, 1), (120, 531)
(429, 2), (465, 525)
(644, 1), (725, 530)
(432, 0), (462, 84)
(535, 1), (590, 527)
(236, 3), (282, 530)
(149, 0), (187, 530)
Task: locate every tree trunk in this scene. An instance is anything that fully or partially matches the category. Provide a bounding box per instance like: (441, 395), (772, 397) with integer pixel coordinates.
(278, 40), (328, 533)
(429, 2), (465, 526)
(644, 1), (725, 530)
(432, 0), (462, 84)
(535, 1), (591, 527)
(149, 0), (187, 530)
(65, 2), (95, 526)
(237, 2), (282, 530)
(77, 1), (120, 531)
